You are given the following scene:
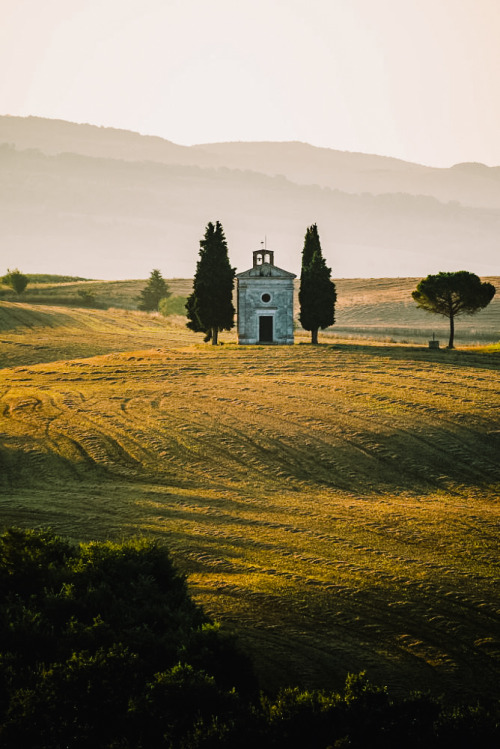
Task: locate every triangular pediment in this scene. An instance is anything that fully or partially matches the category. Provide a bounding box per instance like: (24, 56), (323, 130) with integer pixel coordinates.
(236, 263), (296, 279)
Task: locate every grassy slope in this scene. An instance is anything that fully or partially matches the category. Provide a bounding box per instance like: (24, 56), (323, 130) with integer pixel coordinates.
(0, 288), (499, 701)
(329, 276), (500, 344)
(1, 275), (499, 350)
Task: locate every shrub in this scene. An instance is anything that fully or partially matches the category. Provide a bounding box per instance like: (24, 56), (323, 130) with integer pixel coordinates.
(0, 528), (254, 748)
(2, 269), (29, 295)
(159, 294), (188, 317)
(77, 289), (97, 306)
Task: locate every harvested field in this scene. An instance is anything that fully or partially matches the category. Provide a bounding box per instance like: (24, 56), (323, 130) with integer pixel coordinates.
(0, 292), (499, 701)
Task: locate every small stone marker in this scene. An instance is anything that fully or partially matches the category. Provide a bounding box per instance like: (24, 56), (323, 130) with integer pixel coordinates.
(428, 332), (440, 349)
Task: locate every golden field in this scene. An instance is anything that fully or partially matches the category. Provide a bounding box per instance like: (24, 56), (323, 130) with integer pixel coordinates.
(0, 281), (499, 701)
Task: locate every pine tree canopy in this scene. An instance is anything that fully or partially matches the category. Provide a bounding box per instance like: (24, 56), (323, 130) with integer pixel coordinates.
(412, 270), (495, 348)
(412, 271), (496, 319)
(138, 269), (170, 311)
(186, 221), (235, 344)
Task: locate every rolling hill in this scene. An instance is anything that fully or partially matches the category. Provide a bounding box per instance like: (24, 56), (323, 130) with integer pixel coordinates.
(0, 298), (499, 699)
(1, 275), (498, 367)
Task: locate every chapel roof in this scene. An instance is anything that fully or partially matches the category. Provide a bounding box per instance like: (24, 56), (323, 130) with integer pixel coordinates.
(236, 263), (296, 279)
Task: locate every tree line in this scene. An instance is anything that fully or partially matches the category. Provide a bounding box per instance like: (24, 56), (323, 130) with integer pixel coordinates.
(3, 227), (495, 347)
(138, 221), (495, 347)
(1, 527), (498, 748)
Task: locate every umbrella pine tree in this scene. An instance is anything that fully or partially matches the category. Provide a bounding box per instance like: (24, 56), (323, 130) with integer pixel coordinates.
(412, 271), (495, 348)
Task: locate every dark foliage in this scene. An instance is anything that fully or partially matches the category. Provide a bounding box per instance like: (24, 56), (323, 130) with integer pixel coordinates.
(0, 528), (254, 748)
(412, 271), (496, 348)
(0, 291), (107, 308)
(298, 224), (337, 344)
(137, 269), (170, 312)
(26, 274), (92, 283)
(1, 528), (498, 748)
(77, 288), (97, 306)
(2, 269), (29, 295)
(186, 221), (235, 345)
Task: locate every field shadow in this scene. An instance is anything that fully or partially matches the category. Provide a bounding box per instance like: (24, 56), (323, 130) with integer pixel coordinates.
(2, 415), (498, 497)
(256, 424), (500, 495)
(0, 302), (76, 331)
(325, 342), (500, 371)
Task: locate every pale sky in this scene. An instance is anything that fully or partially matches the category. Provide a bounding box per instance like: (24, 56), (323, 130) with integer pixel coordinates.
(1, 0), (500, 167)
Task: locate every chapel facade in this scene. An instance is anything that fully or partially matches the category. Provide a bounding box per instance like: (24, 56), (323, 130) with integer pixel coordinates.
(235, 249), (296, 345)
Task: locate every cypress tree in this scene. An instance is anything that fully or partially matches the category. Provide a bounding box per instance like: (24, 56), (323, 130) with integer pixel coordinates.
(300, 223), (321, 270)
(298, 224), (337, 344)
(186, 221), (235, 345)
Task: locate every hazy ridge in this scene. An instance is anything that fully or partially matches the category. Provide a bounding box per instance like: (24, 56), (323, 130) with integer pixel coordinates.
(1, 115), (499, 279)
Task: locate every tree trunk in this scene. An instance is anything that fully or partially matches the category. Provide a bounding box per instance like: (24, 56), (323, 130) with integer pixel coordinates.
(311, 328), (319, 345)
(448, 314), (455, 348)
(211, 327), (219, 345)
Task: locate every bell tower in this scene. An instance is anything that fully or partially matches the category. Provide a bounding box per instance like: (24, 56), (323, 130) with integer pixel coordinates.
(253, 249), (275, 267)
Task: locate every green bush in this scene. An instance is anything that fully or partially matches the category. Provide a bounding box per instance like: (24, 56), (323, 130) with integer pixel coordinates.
(159, 294), (188, 317)
(2, 269), (29, 295)
(77, 288), (97, 306)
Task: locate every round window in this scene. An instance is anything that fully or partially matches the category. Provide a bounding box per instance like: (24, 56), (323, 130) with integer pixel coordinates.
(261, 293), (271, 303)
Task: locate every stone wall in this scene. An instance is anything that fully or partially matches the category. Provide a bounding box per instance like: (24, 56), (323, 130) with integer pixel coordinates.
(237, 277), (295, 344)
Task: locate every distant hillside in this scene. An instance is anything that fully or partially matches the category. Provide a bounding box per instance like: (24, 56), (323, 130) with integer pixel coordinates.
(1, 116), (499, 279)
(197, 141), (500, 210)
(0, 115), (217, 167)
(3, 116), (499, 208)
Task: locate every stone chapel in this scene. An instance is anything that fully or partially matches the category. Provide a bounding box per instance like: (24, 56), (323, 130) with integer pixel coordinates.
(235, 249), (296, 345)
